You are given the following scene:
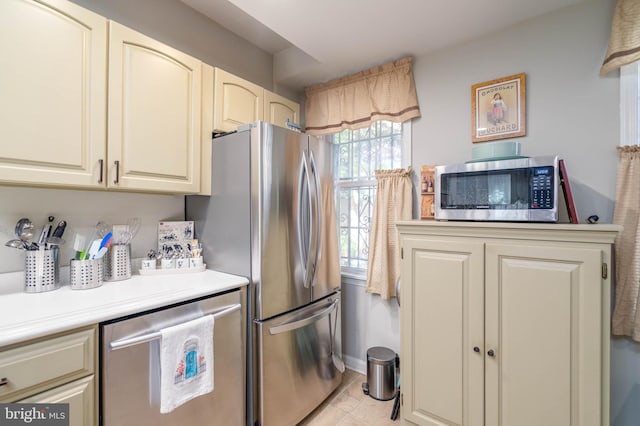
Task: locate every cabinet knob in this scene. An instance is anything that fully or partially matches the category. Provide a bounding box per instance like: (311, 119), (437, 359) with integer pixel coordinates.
(473, 346), (480, 353)
(0, 377), (8, 386)
(487, 349), (495, 357)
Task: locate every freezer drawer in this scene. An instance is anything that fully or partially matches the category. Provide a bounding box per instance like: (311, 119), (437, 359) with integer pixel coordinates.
(100, 290), (245, 426)
(256, 292), (342, 426)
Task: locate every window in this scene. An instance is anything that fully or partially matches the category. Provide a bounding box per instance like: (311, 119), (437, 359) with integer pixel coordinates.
(620, 61), (640, 146)
(331, 120), (411, 277)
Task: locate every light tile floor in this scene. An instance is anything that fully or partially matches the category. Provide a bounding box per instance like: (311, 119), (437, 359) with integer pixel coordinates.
(298, 369), (399, 426)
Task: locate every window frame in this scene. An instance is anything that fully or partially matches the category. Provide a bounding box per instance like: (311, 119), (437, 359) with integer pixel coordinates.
(333, 121), (412, 280)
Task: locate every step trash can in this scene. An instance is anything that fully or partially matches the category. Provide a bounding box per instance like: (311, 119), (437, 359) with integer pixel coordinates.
(362, 346), (397, 401)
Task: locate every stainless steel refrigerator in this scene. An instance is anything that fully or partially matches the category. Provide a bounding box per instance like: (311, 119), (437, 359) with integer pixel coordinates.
(186, 121), (344, 426)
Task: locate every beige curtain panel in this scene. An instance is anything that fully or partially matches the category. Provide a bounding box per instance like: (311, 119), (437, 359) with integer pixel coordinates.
(366, 168), (413, 299)
(612, 146), (640, 341)
(305, 57), (421, 135)
(315, 176), (342, 290)
(601, 0), (640, 75)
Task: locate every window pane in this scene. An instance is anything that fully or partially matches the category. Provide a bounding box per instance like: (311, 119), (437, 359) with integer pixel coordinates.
(332, 120), (403, 273)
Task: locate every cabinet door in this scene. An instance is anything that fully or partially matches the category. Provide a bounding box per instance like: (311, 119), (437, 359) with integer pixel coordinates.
(213, 68), (263, 133)
(401, 236), (485, 426)
(0, 0), (107, 188)
(264, 90), (300, 128)
(485, 242), (604, 426)
(19, 376), (95, 426)
(108, 21), (202, 193)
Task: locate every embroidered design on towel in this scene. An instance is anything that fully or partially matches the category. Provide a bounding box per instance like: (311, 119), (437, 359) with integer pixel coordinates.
(174, 338), (207, 383)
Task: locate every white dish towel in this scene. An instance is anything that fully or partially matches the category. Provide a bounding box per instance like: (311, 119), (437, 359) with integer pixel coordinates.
(159, 314), (214, 413)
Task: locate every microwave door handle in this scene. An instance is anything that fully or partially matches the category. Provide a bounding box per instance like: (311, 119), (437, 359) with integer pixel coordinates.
(108, 303), (241, 351)
(268, 300), (338, 335)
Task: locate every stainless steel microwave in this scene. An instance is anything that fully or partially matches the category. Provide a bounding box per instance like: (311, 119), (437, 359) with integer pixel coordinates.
(435, 155), (559, 222)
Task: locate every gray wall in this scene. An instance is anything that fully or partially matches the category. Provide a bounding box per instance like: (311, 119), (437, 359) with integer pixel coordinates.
(412, 0), (619, 223)
(69, 0), (274, 90)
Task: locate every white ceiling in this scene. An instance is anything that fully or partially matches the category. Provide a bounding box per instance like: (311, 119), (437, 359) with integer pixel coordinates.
(181, 0), (584, 91)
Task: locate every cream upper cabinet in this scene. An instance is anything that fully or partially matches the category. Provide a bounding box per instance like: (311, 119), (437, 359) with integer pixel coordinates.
(398, 222), (619, 426)
(264, 90), (300, 128)
(108, 21), (202, 193)
(0, 0), (107, 188)
(213, 68), (264, 133)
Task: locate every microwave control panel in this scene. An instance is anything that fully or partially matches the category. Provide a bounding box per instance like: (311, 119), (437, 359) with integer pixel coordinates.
(530, 166), (554, 209)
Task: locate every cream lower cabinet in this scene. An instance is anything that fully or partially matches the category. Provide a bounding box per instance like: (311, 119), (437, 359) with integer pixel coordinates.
(108, 21), (202, 193)
(0, 0), (107, 188)
(0, 326), (97, 425)
(397, 222), (619, 426)
(19, 376), (95, 426)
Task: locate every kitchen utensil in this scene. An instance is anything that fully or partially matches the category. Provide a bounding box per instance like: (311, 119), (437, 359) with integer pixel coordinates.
(96, 221), (111, 239)
(72, 234), (86, 260)
(87, 239), (101, 260)
(5, 239), (27, 250)
(126, 217), (141, 241)
(51, 220), (67, 239)
(99, 232), (113, 250)
(46, 237), (65, 246)
(15, 218), (34, 245)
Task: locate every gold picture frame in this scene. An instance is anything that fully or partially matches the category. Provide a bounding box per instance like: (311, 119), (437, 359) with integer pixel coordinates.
(471, 73), (526, 143)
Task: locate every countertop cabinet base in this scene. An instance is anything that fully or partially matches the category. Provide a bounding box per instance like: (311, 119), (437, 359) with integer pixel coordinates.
(398, 221), (620, 426)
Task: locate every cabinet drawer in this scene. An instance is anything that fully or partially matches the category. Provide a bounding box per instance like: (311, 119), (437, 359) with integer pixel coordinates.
(0, 328), (95, 402)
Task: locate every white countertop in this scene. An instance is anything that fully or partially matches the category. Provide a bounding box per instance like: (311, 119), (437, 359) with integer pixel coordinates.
(0, 269), (248, 347)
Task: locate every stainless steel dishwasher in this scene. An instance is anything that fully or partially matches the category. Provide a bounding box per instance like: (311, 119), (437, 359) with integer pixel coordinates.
(100, 289), (245, 426)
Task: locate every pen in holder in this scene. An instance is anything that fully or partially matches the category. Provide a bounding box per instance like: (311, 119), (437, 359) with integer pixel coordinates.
(104, 243), (131, 281)
(24, 248), (59, 293)
(70, 258), (104, 290)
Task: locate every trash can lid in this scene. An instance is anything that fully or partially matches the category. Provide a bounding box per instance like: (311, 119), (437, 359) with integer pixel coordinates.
(367, 346), (396, 363)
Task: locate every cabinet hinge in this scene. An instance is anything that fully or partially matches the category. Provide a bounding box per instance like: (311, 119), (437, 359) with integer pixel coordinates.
(602, 263), (608, 279)
(401, 392), (403, 406)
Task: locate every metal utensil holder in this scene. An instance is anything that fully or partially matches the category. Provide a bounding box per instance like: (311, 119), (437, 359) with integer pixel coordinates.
(24, 248), (59, 293)
(104, 244), (131, 281)
(70, 258), (104, 290)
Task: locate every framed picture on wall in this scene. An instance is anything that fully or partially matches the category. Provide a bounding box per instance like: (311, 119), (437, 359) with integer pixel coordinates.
(471, 73), (526, 143)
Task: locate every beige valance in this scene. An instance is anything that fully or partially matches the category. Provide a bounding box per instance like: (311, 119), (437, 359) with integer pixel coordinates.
(304, 57), (421, 135)
(601, 0), (640, 75)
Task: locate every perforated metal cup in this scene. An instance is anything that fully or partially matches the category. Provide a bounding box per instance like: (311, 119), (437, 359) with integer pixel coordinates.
(70, 258), (104, 290)
(24, 248), (59, 293)
(104, 244), (131, 281)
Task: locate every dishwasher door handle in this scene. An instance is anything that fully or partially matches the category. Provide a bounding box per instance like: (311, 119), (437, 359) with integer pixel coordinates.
(109, 303), (241, 351)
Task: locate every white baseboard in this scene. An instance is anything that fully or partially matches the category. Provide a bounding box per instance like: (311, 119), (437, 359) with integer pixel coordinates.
(344, 354), (366, 375)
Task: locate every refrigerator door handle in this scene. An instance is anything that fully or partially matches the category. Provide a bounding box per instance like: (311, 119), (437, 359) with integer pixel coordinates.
(268, 300), (338, 335)
(298, 150), (317, 289)
(308, 151), (321, 287)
